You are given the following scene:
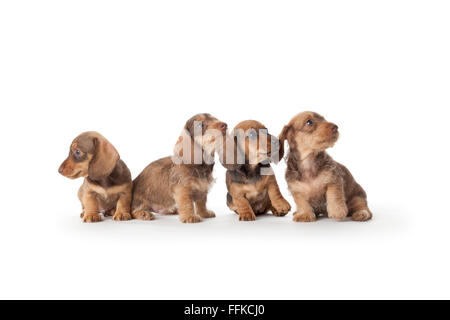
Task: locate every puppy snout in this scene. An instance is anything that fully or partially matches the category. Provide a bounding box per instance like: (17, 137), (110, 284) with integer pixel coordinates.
(218, 122), (227, 133)
(329, 124), (338, 134)
(58, 162), (66, 175)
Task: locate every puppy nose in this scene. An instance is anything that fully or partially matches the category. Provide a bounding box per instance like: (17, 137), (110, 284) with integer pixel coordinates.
(218, 122), (227, 132)
(330, 124), (338, 133)
(58, 161), (67, 175)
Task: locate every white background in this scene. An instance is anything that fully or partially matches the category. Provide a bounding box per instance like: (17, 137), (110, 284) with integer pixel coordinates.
(0, 0), (449, 299)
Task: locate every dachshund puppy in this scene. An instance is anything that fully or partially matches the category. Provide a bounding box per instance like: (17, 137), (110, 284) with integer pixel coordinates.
(131, 113), (227, 223)
(279, 112), (372, 222)
(58, 132), (132, 222)
(225, 120), (291, 221)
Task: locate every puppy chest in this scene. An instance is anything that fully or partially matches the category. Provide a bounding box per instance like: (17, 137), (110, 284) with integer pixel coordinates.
(289, 180), (327, 199)
(88, 183), (128, 205)
(241, 184), (268, 202)
(97, 194), (120, 211)
(93, 189), (120, 204)
(190, 179), (214, 200)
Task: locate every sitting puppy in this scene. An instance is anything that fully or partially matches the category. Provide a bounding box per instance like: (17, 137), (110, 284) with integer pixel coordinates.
(131, 113), (227, 223)
(279, 112), (372, 222)
(58, 132), (132, 222)
(225, 120), (291, 221)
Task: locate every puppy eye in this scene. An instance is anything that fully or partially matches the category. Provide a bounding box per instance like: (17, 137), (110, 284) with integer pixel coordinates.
(196, 122), (203, 130)
(306, 120), (313, 126)
(74, 149), (81, 157)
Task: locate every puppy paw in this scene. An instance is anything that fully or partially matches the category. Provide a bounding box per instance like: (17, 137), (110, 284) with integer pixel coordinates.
(132, 210), (155, 221)
(239, 212), (256, 221)
(180, 215), (202, 223)
(328, 204), (348, 221)
(113, 211), (132, 221)
(272, 200), (291, 216)
(293, 211), (316, 222)
(198, 210), (216, 219)
(351, 209), (372, 222)
(83, 215), (102, 223)
(80, 212), (84, 219)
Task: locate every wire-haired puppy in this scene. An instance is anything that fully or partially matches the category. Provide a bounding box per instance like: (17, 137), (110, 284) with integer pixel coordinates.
(58, 132), (132, 222)
(131, 113), (227, 223)
(225, 120), (291, 221)
(279, 112), (372, 222)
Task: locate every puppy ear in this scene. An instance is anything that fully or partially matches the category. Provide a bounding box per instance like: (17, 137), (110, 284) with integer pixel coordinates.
(278, 125), (292, 160)
(173, 129), (193, 164)
(88, 135), (119, 180)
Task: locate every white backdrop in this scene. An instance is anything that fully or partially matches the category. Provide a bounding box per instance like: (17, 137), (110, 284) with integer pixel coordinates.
(1, 0), (449, 299)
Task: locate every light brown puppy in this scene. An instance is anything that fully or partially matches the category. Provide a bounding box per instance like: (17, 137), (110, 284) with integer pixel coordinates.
(225, 120), (291, 221)
(58, 132), (132, 222)
(279, 112), (372, 222)
(131, 113), (227, 223)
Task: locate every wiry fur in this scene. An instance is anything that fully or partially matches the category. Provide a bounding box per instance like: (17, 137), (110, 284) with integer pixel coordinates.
(131, 113), (227, 223)
(279, 112), (372, 222)
(224, 120), (291, 221)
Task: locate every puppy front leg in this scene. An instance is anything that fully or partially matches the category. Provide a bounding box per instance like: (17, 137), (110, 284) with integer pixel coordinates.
(267, 177), (291, 216)
(174, 187), (201, 223)
(326, 184), (348, 221)
(81, 193), (102, 223)
(234, 196), (256, 221)
(113, 188), (132, 221)
(292, 193), (316, 222)
(195, 195), (216, 219)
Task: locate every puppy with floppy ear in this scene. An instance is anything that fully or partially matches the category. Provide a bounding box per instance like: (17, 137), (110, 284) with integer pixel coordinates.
(279, 112), (372, 222)
(131, 113), (228, 223)
(58, 132), (133, 222)
(224, 120), (291, 221)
